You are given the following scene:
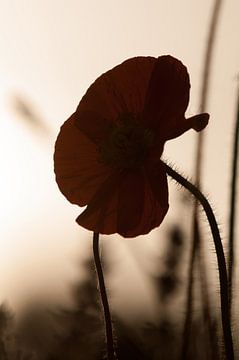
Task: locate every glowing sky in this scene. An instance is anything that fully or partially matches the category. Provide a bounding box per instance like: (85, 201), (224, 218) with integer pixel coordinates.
(0, 0), (238, 313)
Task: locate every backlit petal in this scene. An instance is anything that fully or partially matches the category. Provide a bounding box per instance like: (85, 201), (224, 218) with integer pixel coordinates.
(117, 170), (145, 237)
(76, 172), (120, 234)
(77, 167), (169, 237)
(54, 114), (111, 206)
(75, 57), (156, 143)
(145, 160), (169, 217)
(75, 110), (114, 145)
(143, 55), (190, 140)
(164, 113), (209, 140)
(117, 165), (169, 237)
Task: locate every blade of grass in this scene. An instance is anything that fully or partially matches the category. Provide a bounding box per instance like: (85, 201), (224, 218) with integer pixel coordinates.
(183, 1), (224, 357)
(228, 86), (239, 316)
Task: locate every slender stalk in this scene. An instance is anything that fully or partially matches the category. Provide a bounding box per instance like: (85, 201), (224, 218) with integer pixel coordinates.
(93, 232), (115, 360)
(180, 212), (198, 359)
(0, 340), (8, 360)
(196, 0), (223, 178)
(228, 88), (239, 314)
(164, 162), (234, 360)
(183, 1), (224, 357)
(198, 238), (220, 359)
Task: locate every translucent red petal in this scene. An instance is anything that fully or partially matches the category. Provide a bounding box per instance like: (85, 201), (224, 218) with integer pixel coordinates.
(75, 57), (156, 143)
(76, 166), (169, 237)
(54, 114), (111, 206)
(142, 55), (190, 140)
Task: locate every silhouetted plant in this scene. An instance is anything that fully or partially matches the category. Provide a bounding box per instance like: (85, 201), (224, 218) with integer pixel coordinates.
(0, 304), (13, 360)
(54, 54), (209, 360)
(228, 86), (239, 315)
(184, 0), (224, 358)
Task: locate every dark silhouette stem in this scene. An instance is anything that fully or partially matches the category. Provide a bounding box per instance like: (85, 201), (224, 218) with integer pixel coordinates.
(185, 1), (224, 358)
(228, 88), (239, 315)
(164, 162), (234, 360)
(180, 212), (199, 359)
(196, 0), (223, 179)
(93, 232), (115, 360)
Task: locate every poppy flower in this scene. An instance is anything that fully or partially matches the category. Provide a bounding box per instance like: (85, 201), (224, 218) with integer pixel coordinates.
(54, 55), (209, 238)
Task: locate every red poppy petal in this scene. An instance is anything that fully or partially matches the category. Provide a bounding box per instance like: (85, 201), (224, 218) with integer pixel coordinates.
(77, 166), (169, 237)
(145, 160), (169, 216)
(54, 114), (111, 206)
(117, 170), (145, 237)
(189, 112), (209, 132)
(143, 55), (190, 140)
(164, 112), (210, 140)
(77, 167), (169, 237)
(117, 166), (169, 237)
(129, 173), (169, 236)
(77, 170), (146, 237)
(74, 110), (114, 145)
(76, 172), (120, 234)
(74, 57), (156, 142)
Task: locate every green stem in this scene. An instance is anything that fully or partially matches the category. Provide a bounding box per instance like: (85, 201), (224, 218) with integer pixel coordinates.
(163, 162), (234, 360)
(93, 232), (115, 360)
(228, 88), (239, 316)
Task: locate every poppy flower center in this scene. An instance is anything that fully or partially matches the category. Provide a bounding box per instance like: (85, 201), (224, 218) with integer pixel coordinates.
(99, 113), (154, 169)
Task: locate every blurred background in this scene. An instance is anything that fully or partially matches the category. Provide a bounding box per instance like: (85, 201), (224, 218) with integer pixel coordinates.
(0, 0), (238, 337)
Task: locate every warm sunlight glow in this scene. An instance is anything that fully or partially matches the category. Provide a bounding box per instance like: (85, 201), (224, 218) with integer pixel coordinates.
(0, 4), (238, 358)
(0, 96), (38, 227)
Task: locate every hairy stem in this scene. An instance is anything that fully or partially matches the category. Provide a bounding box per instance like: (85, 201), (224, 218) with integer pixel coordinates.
(164, 162), (234, 360)
(93, 232), (115, 360)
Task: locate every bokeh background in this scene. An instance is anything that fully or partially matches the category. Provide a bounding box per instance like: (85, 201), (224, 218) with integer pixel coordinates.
(0, 0), (238, 326)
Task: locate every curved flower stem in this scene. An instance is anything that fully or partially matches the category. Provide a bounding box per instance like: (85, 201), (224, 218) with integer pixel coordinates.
(228, 88), (239, 316)
(163, 162), (234, 360)
(93, 232), (115, 360)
